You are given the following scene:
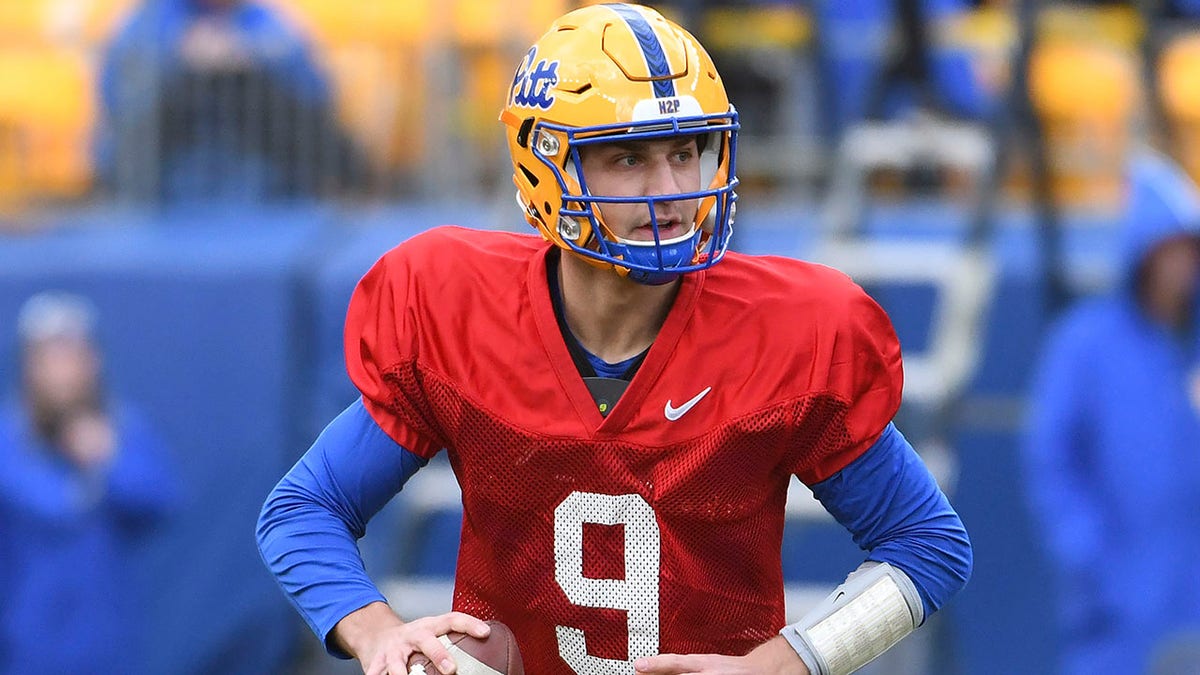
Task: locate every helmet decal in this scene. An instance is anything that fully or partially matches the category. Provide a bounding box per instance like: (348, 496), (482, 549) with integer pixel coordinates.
(607, 3), (677, 99)
(509, 47), (560, 111)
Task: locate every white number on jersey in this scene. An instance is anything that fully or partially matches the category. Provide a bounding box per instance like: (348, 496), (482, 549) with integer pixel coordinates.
(553, 491), (661, 673)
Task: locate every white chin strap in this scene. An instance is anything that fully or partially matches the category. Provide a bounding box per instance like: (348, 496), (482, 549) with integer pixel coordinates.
(615, 225), (698, 247)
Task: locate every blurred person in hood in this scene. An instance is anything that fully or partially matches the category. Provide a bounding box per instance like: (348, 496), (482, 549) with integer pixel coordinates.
(1023, 150), (1200, 675)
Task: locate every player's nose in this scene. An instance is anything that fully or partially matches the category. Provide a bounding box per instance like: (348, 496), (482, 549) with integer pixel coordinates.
(643, 155), (686, 196)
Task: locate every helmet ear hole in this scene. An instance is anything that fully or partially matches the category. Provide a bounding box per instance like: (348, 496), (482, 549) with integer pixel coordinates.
(519, 164), (540, 187)
(516, 117), (535, 148)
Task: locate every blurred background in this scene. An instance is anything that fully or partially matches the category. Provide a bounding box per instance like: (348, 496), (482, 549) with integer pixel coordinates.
(2, 0), (1199, 673)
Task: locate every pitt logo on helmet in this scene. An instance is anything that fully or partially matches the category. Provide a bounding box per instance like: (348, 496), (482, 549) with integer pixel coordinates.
(509, 47), (559, 110)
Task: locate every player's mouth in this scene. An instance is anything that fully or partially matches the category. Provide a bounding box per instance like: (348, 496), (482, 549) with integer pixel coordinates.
(632, 219), (686, 242)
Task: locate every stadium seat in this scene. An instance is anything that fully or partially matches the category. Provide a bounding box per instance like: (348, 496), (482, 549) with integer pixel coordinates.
(280, 0), (568, 186)
(697, 3), (817, 194)
(0, 47), (95, 211)
(0, 0), (139, 48)
(266, 0), (476, 179)
(450, 0), (565, 49)
(1029, 39), (1139, 210)
(0, 0), (51, 45)
(450, 0), (567, 193)
(274, 0), (436, 48)
(1036, 4), (1144, 51)
(322, 45), (428, 171)
(77, 0), (139, 47)
(1159, 33), (1200, 186)
(700, 4), (810, 53)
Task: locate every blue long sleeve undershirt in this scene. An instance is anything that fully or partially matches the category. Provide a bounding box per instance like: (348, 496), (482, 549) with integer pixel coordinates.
(812, 423), (972, 621)
(257, 400), (970, 655)
(256, 400), (426, 655)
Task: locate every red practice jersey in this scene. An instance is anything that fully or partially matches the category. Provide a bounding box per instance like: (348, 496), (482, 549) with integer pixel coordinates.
(344, 226), (903, 673)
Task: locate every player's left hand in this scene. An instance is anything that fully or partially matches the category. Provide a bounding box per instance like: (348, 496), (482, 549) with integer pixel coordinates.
(634, 636), (810, 675)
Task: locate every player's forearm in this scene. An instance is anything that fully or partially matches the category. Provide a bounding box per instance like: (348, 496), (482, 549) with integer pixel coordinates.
(257, 400), (430, 654)
(256, 474), (389, 654)
(331, 601), (405, 660)
(813, 424), (972, 617)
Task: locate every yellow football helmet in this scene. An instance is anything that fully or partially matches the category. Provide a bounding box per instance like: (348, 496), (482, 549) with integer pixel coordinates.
(500, 3), (739, 284)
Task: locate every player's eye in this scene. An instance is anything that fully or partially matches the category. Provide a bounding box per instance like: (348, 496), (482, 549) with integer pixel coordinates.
(615, 154), (639, 167)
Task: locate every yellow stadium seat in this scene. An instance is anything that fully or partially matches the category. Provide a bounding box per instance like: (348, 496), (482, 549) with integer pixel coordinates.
(700, 5), (810, 53)
(445, 0), (567, 177)
(256, 0), (446, 177)
(449, 0), (566, 48)
(1037, 5), (1144, 51)
(1159, 33), (1200, 186)
(370, 0), (436, 44)
(78, 0), (139, 47)
(271, 0), (362, 48)
(263, 0), (568, 181)
(0, 47), (95, 207)
(0, 0), (52, 44)
(323, 44), (428, 170)
(1029, 40), (1139, 209)
(271, 0), (436, 49)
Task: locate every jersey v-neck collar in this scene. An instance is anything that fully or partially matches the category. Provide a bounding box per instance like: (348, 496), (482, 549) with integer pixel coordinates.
(528, 244), (706, 435)
(546, 252), (649, 382)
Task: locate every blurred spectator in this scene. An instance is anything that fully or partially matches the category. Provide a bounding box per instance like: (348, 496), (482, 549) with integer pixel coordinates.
(0, 292), (178, 675)
(815, 0), (998, 136)
(95, 0), (372, 204)
(1022, 151), (1200, 675)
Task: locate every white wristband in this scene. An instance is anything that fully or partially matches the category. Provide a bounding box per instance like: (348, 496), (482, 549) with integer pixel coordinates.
(780, 562), (923, 675)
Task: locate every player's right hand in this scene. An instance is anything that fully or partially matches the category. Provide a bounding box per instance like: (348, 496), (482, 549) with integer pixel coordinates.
(335, 603), (491, 675)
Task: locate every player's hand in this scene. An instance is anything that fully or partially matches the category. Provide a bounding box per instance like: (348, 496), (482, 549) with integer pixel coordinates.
(634, 636), (810, 675)
(360, 611), (490, 675)
(334, 603), (490, 675)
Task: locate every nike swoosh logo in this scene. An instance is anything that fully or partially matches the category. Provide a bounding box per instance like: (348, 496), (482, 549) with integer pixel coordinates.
(664, 386), (712, 421)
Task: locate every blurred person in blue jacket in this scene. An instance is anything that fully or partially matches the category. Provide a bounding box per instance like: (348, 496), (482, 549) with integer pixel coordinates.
(95, 0), (372, 203)
(814, 0), (997, 137)
(1023, 151), (1200, 675)
(662, 0), (995, 141)
(0, 292), (178, 675)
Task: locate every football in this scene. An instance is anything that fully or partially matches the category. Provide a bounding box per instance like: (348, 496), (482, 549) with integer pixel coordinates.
(406, 620), (524, 675)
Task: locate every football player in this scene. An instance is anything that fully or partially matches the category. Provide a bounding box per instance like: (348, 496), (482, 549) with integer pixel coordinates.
(257, 4), (972, 674)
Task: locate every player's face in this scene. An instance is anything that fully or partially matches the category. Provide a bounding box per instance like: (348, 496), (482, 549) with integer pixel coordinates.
(577, 136), (702, 242)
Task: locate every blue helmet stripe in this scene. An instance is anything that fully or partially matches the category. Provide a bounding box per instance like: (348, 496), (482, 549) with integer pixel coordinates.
(607, 4), (677, 99)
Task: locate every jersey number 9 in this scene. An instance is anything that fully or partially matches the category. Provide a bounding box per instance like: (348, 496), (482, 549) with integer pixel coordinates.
(554, 491), (661, 672)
